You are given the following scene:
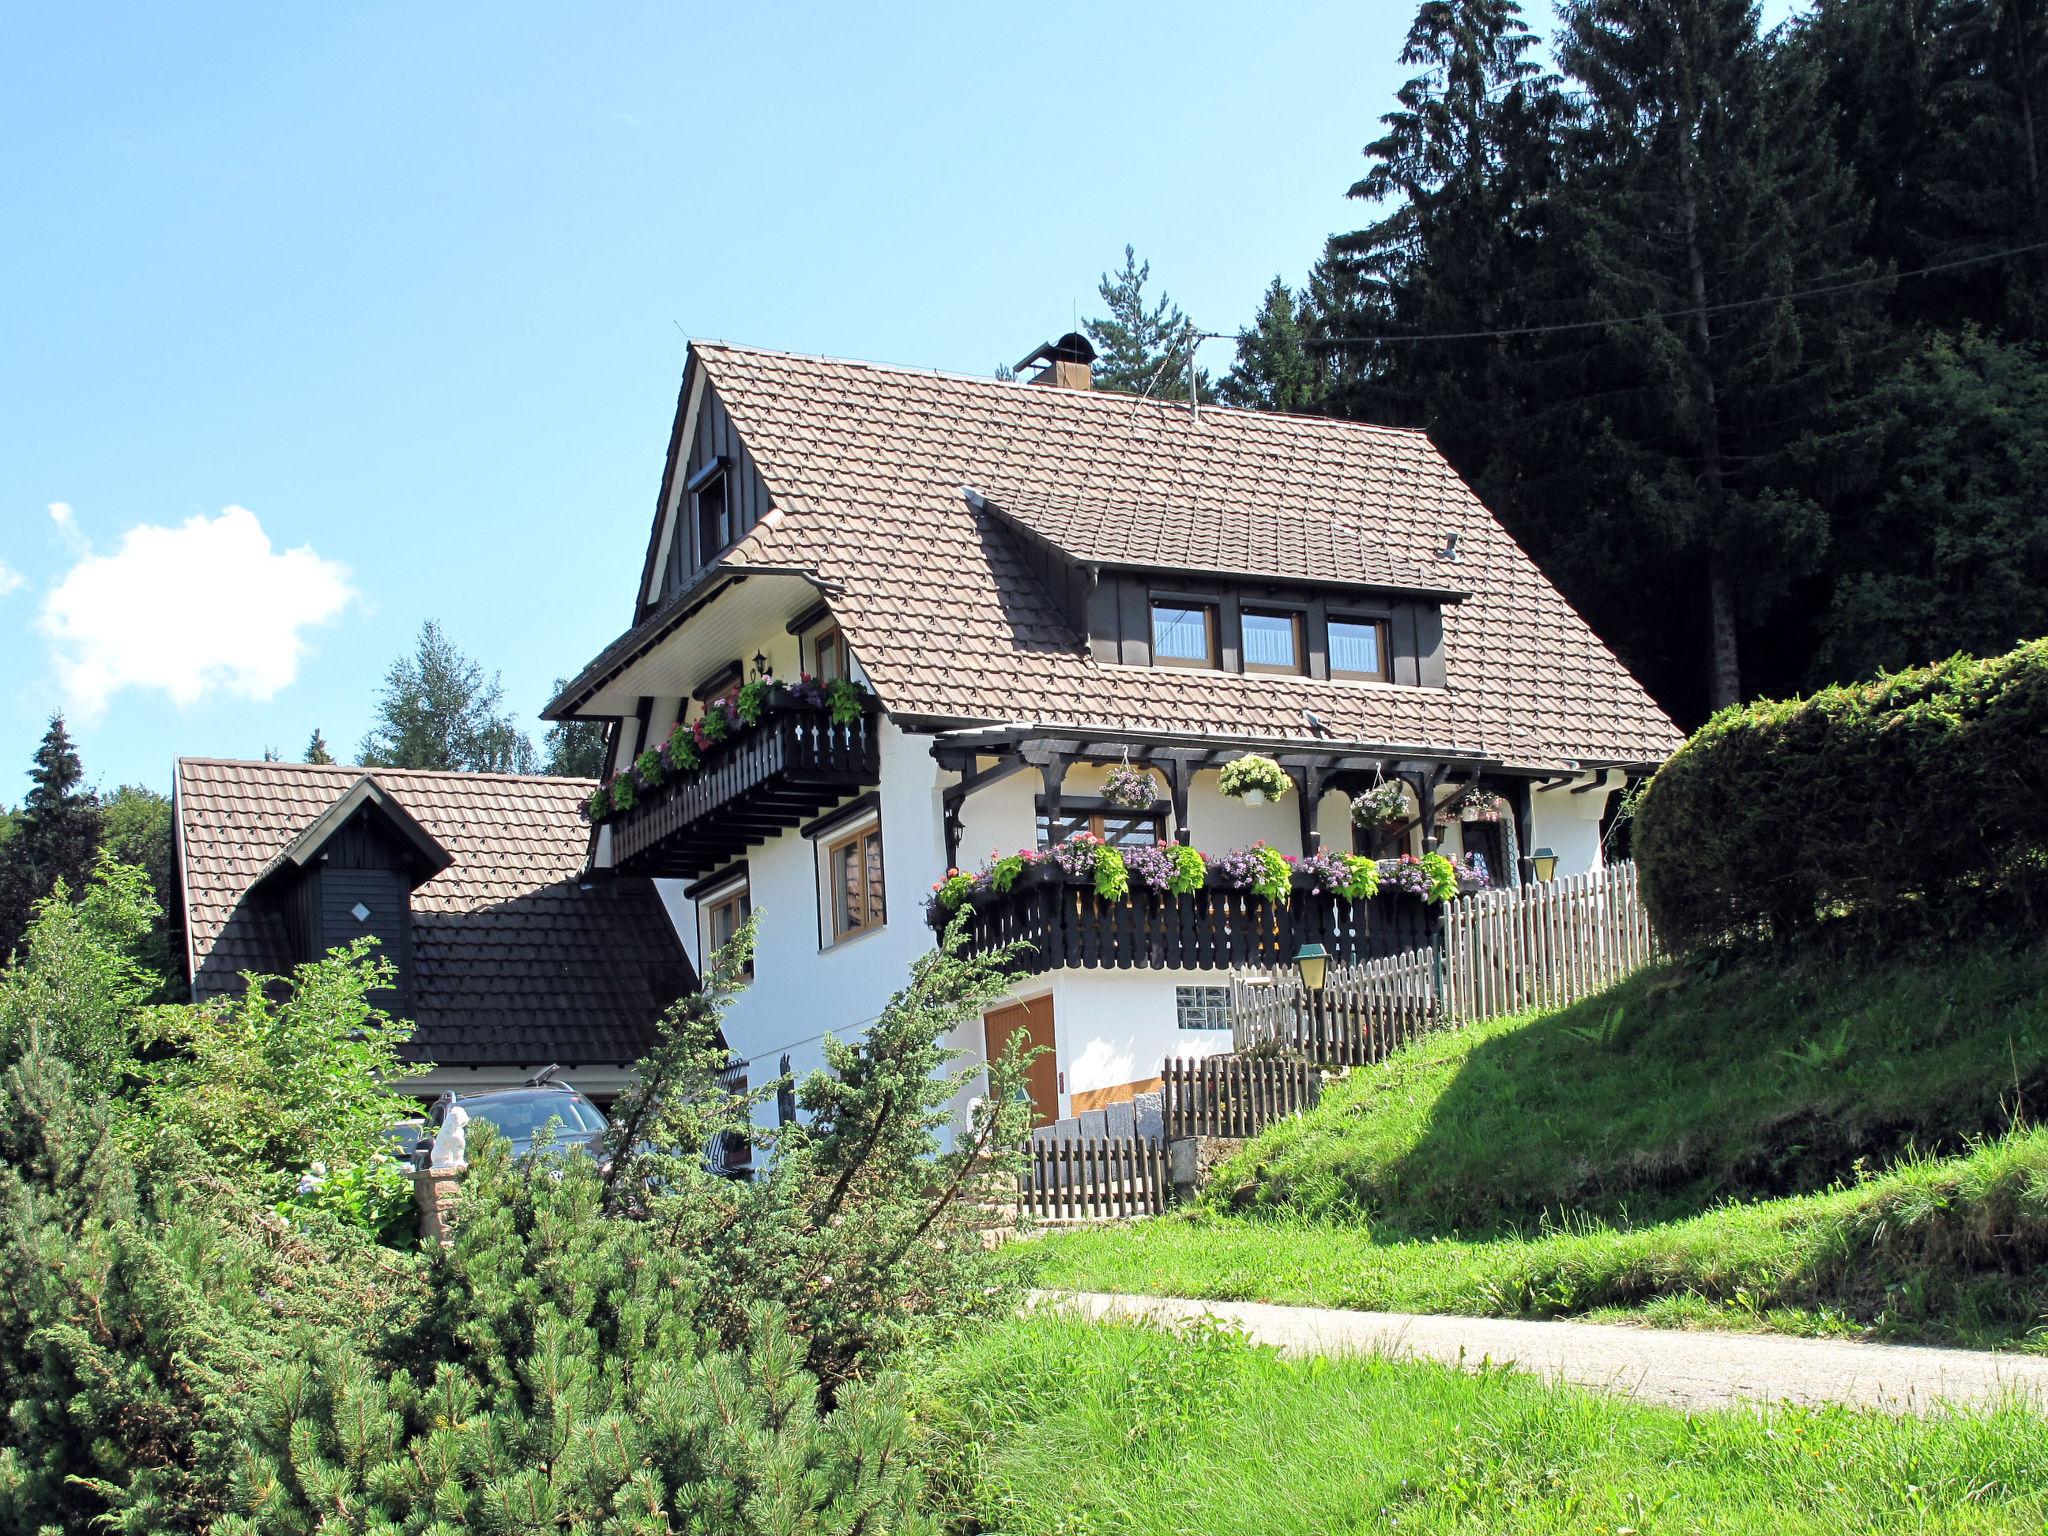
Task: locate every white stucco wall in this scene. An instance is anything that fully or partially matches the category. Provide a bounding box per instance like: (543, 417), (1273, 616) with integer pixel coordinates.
(1529, 771), (1620, 877)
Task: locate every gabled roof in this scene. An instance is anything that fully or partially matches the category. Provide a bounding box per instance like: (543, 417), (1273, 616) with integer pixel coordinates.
(571, 341), (1683, 770)
(254, 774), (454, 890)
(174, 759), (693, 1069)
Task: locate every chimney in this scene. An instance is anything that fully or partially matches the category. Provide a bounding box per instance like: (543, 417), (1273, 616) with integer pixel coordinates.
(1015, 331), (1095, 390)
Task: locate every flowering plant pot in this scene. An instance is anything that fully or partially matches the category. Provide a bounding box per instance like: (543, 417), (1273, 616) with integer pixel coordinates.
(1101, 764), (1158, 811)
(1351, 781), (1408, 830)
(1218, 753), (1290, 803)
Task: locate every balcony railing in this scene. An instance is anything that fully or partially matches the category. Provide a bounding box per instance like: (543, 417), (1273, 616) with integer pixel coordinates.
(929, 867), (1437, 975)
(610, 703), (879, 878)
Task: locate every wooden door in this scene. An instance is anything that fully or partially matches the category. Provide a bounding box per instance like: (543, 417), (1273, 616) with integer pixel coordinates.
(984, 995), (1059, 1128)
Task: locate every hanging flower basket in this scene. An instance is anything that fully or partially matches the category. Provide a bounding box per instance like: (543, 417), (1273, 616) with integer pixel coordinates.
(1350, 781), (1408, 830)
(1101, 764), (1158, 811)
(1217, 754), (1290, 806)
(1436, 787), (1508, 825)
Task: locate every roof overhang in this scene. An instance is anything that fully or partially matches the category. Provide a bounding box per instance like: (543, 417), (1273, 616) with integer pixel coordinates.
(546, 567), (838, 720)
(254, 775), (454, 891)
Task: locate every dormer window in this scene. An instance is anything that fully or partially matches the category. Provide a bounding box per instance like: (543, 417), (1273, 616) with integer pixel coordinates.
(1151, 600), (1218, 669)
(1242, 607), (1306, 676)
(1329, 614), (1392, 682)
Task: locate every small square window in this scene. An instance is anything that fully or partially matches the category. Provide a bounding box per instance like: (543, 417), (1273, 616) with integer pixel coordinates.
(1151, 601), (1218, 669)
(1175, 985), (1233, 1031)
(350, 901), (372, 923)
(1242, 608), (1306, 675)
(1329, 615), (1392, 682)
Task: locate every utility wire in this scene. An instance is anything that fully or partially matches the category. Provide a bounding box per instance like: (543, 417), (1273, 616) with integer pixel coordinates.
(1188, 238), (2048, 351)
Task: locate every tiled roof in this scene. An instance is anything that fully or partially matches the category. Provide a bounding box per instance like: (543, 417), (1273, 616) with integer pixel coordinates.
(677, 342), (1680, 770)
(976, 485), (1468, 597)
(174, 759), (693, 1068)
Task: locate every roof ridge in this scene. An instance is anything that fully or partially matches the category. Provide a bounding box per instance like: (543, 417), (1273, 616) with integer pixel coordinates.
(174, 756), (598, 789)
(690, 338), (1433, 441)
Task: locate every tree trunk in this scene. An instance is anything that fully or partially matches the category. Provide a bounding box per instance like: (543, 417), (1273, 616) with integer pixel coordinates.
(1679, 149), (1742, 710)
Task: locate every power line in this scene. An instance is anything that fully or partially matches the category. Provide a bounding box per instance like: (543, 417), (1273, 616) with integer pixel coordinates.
(1223, 238), (2048, 350)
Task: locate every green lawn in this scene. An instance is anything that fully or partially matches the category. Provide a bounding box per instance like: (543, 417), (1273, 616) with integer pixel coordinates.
(917, 1311), (2048, 1534)
(1226, 942), (2048, 1234)
(1016, 1127), (2048, 1350)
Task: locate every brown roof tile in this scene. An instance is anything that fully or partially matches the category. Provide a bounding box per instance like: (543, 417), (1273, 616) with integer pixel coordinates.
(174, 759), (692, 1068)
(670, 343), (1680, 769)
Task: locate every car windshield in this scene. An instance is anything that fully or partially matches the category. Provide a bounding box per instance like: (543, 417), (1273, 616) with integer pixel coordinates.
(464, 1091), (607, 1143)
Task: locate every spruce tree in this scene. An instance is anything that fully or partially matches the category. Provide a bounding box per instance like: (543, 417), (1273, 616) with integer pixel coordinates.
(0, 715), (101, 962)
(358, 620), (537, 773)
(302, 728), (334, 764)
(1540, 0), (1887, 710)
(1083, 245), (1210, 400)
(1216, 278), (1328, 412)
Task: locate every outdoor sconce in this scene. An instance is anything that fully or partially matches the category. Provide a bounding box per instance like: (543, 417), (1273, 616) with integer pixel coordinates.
(1531, 846), (1559, 883)
(1293, 942), (1329, 992)
(752, 651), (770, 680)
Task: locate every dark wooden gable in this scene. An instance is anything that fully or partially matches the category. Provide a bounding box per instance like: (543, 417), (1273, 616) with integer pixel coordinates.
(256, 777), (452, 1016)
(655, 377), (775, 605)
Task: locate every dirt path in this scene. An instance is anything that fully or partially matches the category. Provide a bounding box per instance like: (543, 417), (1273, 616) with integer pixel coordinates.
(1048, 1291), (2048, 1416)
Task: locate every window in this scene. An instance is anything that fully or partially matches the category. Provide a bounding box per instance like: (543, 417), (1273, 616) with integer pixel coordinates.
(1175, 985), (1233, 1031)
(700, 875), (753, 978)
(1329, 615), (1392, 681)
(824, 821), (886, 944)
(812, 623), (850, 685)
(1241, 607), (1306, 675)
(695, 473), (730, 563)
(1151, 600), (1218, 668)
(1038, 803), (1164, 848)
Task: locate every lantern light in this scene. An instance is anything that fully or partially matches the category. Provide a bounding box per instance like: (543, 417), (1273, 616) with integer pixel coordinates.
(1294, 942), (1329, 993)
(1531, 846), (1559, 884)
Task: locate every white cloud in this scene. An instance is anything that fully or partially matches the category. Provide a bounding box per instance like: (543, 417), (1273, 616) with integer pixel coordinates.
(47, 501), (84, 552)
(39, 505), (356, 721)
(0, 561), (22, 599)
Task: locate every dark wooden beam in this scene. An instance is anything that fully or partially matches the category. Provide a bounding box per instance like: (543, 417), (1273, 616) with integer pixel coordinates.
(1165, 757), (1193, 846)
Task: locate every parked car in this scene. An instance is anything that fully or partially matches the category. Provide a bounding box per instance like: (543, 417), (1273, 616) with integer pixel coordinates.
(412, 1067), (610, 1170)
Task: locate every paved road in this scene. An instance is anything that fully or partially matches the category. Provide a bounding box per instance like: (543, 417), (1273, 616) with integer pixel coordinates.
(1048, 1291), (2048, 1416)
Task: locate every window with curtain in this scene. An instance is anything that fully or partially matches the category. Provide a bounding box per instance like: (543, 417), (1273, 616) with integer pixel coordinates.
(1241, 608), (1305, 674)
(1329, 615), (1391, 681)
(1151, 600), (1218, 668)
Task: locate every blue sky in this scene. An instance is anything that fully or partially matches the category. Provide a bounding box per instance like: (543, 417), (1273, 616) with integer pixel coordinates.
(0, 1), (1800, 798)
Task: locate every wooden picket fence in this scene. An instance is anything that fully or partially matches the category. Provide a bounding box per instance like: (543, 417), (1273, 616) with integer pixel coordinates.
(1441, 860), (1658, 1023)
(1230, 861), (1660, 1056)
(1161, 1054), (1321, 1139)
(1019, 1135), (1169, 1223)
(1231, 947), (1440, 1066)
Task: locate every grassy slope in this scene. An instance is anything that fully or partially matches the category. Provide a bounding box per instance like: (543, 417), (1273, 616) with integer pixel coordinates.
(1021, 940), (2048, 1348)
(1227, 942), (2048, 1233)
(919, 1312), (2048, 1535)
(1021, 1129), (2048, 1349)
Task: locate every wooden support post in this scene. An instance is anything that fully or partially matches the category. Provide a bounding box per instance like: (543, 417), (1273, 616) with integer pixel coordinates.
(1293, 764), (1326, 856)
(1035, 753), (1071, 841)
(1166, 757), (1193, 846)
(1511, 778), (1536, 888)
(1417, 766), (1449, 853)
(942, 794), (964, 871)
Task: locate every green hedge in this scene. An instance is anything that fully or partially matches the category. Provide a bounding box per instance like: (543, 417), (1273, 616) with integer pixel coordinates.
(1634, 639), (2048, 951)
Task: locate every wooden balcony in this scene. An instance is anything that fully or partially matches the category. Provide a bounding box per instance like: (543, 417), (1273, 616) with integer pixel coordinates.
(930, 868), (1436, 975)
(610, 704), (880, 879)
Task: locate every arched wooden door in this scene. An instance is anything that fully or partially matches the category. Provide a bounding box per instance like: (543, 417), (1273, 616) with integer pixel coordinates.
(983, 995), (1059, 1128)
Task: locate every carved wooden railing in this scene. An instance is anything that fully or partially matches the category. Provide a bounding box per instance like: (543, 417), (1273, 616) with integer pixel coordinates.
(610, 703), (879, 876)
(933, 870), (1436, 975)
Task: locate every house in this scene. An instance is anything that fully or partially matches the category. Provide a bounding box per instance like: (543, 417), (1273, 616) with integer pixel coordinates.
(545, 336), (1684, 1135)
(171, 758), (694, 1100)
